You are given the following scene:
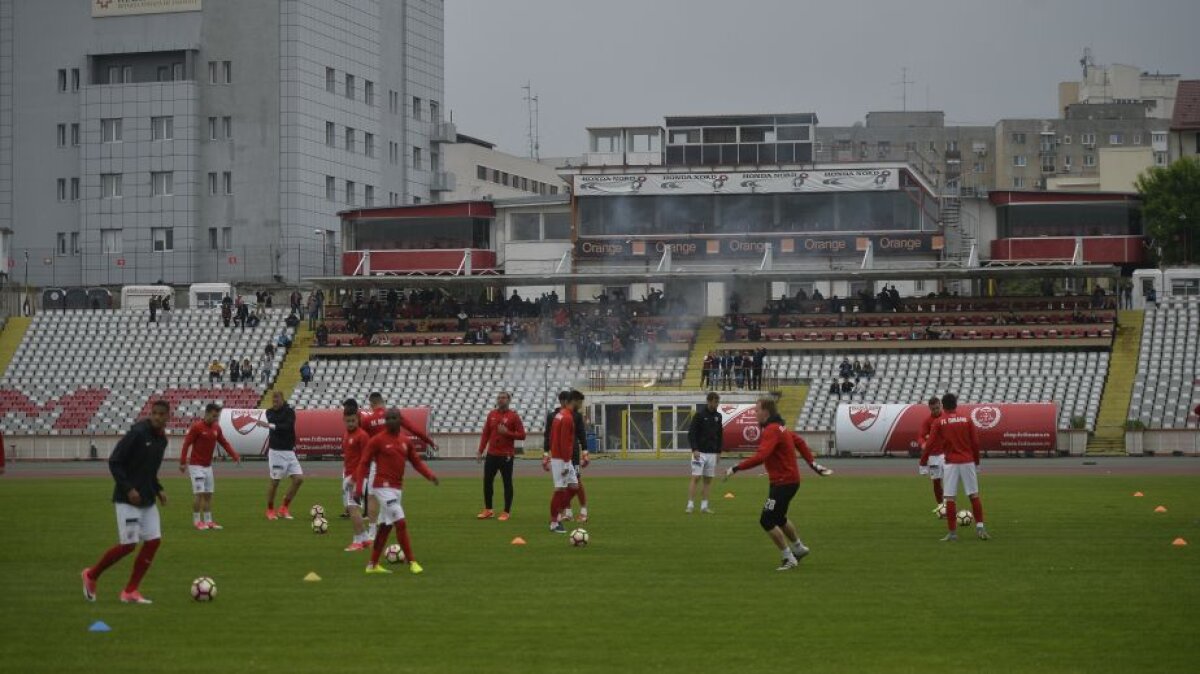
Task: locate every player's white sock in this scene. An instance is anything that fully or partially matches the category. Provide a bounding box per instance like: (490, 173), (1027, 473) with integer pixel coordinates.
(580, 507), (588, 516)
(781, 548), (797, 562)
(564, 508), (573, 518)
(192, 512), (201, 524)
(368, 523), (377, 539)
(700, 501), (708, 510)
(203, 512), (213, 523)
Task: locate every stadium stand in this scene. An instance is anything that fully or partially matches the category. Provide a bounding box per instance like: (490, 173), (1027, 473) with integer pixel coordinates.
(791, 351), (1109, 432)
(1130, 298), (1200, 429)
(0, 309), (292, 433)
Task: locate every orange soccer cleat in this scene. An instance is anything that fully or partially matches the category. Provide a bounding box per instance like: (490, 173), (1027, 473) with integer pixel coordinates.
(476, 509), (495, 520)
(498, 512), (510, 522)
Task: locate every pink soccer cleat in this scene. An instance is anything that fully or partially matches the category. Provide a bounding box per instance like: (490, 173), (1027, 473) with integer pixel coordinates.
(119, 590), (153, 604)
(344, 541), (366, 552)
(194, 521), (208, 531)
(81, 568), (96, 602)
(278, 506), (294, 520)
(266, 508), (277, 521)
(206, 522), (224, 530)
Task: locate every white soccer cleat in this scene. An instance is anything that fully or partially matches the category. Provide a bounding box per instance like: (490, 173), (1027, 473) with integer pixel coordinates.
(941, 532), (958, 542)
(792, 544), (810, 561)
(775, 558), (798, 571)
(685, 504), (694, 514)
(976, 524), (990, 540)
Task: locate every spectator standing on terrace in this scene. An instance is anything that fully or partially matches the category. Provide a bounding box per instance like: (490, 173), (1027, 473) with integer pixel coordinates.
(289, 290), (302, 316)
(702, 352), (716, 389)
(299, 361), (313, 387)
(316, 323), (329, 347)
(307, 293), (319, 330)
(829, 380), (842, 398)
(752, 347), (767, 389)
(720, 351), (734, 391)
(220, 299), (232, 328)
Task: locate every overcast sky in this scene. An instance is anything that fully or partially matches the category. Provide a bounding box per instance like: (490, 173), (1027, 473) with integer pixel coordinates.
(444, 0), (1200, 158)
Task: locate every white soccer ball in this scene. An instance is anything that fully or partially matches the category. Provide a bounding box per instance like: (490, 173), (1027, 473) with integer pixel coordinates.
(569, 528), (590, 547)
(190, 576), (217, 602)
(311, 517), (329, 534)
(935, 503), (947, 519)
(309, 504), (325, 519)
(384, 543), (406, 564)
(956, 509), (974, 527)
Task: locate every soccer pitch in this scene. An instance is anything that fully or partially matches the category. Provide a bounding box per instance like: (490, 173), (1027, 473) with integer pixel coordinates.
(1, 464), (1197, 673)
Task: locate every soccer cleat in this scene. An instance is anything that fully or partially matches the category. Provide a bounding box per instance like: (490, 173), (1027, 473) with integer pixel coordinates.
(976, 525), (991, 540)
(344, 542), (365, 552)
(265, 508), (277, 521)
(119, 590), (153, 604)
(685, 504), (694, 514)
(81, 568), (97, 602)
(194, 521), (208, 531)
(364, 564), (393, 575)
(701, 507), (715, 514)
(497, 512), (510, 522)
(409, 561), (424, 575)
(578, 513), (589, 523)
(477, 509), (495, 520)
(941, 532), (959, 542)
(776, 558), (798, 571)
(549, 522), (566, 533)
(792, 545), (810, 561)
(561, 511), (574, 522)
(278, 506), (294, 520)
(206, 522), (223, 530)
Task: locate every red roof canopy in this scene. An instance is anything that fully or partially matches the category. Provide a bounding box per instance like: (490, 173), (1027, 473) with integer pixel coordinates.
(1171, 80), (1200, 131)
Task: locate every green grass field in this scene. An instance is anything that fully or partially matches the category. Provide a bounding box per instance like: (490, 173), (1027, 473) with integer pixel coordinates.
(1, 472), (1197, 673)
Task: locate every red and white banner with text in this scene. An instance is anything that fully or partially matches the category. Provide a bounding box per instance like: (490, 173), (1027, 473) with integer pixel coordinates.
(834, 403), (1057, 455)
(219, 408), (432, 457)
(718, 404), (763, 451)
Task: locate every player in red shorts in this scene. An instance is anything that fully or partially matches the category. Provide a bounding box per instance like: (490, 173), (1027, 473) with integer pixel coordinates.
(341, 400), (371, 551)
(476, 391), (526, 521)
(726, 397), (830, 570)
(178, 403), (241, 530)
(917, 396), (946, 514)
(926, 393), (989, 541)
(356, 408), (440, 575)
(547, 392), (582, 533)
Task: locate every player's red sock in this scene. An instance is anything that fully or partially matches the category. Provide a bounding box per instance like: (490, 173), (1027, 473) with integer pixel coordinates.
(370, 524), (392, 565)
(575, 481), (587, 507)
(90, 543), (136, 579)
(282, 495), (293, 508)
(550, 490), (566, 522)
(123, 538), (160, 593)
(969, 495), (984, 524)
(945, 500), (958, 531)
(933, 478), (944, 504)
(395, 519), (414, 563)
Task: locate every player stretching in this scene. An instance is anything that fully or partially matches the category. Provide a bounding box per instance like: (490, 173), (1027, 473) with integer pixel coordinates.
(725, 397), (829, 571)
(179, 403), (241, 530)
(926, 393), (989, 541)
(547, 392), (582, 533)
(917, 396), (946, 514)
(340, 400), (371, 551)
(261, 391), (303, 520)
(561, 390), (590, 523)
(477, 391), (526, 520)
(686, 392), (723, 514)
(81, 400), (171, 604)
(360, 393), (437, 539)
(357, 409), (440, 575)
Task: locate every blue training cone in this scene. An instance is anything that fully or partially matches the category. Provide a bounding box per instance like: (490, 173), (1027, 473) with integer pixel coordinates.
(89, 621), (112, 632)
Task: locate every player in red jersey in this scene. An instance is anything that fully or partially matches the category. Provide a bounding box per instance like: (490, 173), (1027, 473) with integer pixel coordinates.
(340, 400), (371, 551)
(917, 396), (946, 513)
(476, 391), (526, 521)
(356, 409), (440, 575)
(358, 392), (437, 538)
(178, 403), (241, 530)
(547, 391), (583, 533)
(726, 397), (830, 571)
(926, 393), (989, 541)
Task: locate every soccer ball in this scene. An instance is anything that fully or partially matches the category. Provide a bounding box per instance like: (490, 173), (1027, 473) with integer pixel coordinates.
(384, 543), (406, 564)
(569, 528), (590, 547)
(935, 503), (947, 519)
(956, 509), (974, 527)
(309, 504), (325, 519)
(311, 517), (329, 534)
(190, 576), (217, 602)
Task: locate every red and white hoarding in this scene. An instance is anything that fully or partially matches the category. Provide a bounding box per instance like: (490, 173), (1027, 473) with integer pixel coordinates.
(834, 403), (1057, 455)
(219, 408), (432, 457)
(718, 404), (764, 451)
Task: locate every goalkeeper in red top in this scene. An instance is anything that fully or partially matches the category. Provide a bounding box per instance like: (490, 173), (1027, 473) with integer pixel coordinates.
(356, 408), (440, 575)
(476, 391), (526, 521)
(725, 397), (831, 570)
(926, 393), (989, 541)
(546, 391), (583, 534)
(178, 403), (240, 530)
(917, 396), (946, 512)
(341, 400), (371, 551)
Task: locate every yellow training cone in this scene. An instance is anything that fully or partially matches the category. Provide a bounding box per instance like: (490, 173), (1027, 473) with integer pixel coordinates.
(511, 537), (527, 546)
(1172, 538), (1187, 546)
(1133, 491), (1144, 497)
(723, 492), (735, 499)
(1154, 506), (1168, 513)
(303, 572), (322, 582)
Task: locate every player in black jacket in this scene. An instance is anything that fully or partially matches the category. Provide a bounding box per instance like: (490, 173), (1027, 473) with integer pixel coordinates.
(686, 392), (723, 513)
(82, 400), (170, 604)
(258, 391), (305, 520)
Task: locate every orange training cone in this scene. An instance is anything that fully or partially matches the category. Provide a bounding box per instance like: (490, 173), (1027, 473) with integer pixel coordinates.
(723, 492), (735, 499)
(1172, 538), (1188, 546)
(1133, 491), (1144, 497)
(1154, 506), (1168, 513)
(511, 537), (527, 546)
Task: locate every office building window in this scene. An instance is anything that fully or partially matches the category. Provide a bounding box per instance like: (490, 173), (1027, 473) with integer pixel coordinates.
(389, 191), (399, 205)
(946, 140), (959, 152)
(222, 171), (233, 195)
(222, 61), (232, 84)
(222, 227), (233, 251)
(71, 123), (80, 146)
(100, 173), (122, 198)
(389, 90), (399, 114)
(222, 116), (232, 139)
(521, 177), (529, 191)
(173, 63), (183, 80)
(209, 116), (218, 140)
(412, 146), (423, 170)
(1012, 177), (1025, 188)
(151, 227), (174, 252)
(1012, 155), (1027, 167)
(56, 179), (67, 202)
(70, 232), (80, 256)
(156, 65), (171, 82)
(208, 172), (218, 195)
(389, 141), (399, 164)
(208, 61), (217, 84)
(412, 196), (422, 204)
(151, 171), (173, 196)
(71, 68), (80, 91)
(1063, 135), (1072, 145)
(57, 124), (67, 147)
(326, 121), (336, 147)
(325, 176), (336, 201)
(1084, 154), (1096, 167)
(1152, 132), (1167, 144)
(57, 233), (67, 255)
(345, 73), (355, 100)
(1081, 133), (1096, 146)
(511, 213), (540, 241)
(412, 96), (422, 120)
(1063, 155), (1073, 170)
(364, 80), (374, 106)
(365, 185), (375, 207)
(70, 177), (80, 201)
(151, 116), (173, 141)
(550, 185), (559, 195)
(1132, 133), (1142, 145)
(1010, 133), (1026, 144)
(326, 67), (336, 92)
(346, 181), (356, 205)
(544, 213), (571, 240)
(1109, 133), (1123, 145)
(101, 229), (122, 254)
(364, 133), (374, 157)
(209, 227), (219, 250)
(58, 69), (67, 92)
(430, 100), (440, 122)
(345, 127), (355, 153)
(477, 165), (488, 180)
(101, 118), (122, 143)
(1155, 152), (1168, 166)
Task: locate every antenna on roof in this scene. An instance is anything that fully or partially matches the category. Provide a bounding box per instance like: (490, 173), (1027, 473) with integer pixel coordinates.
(894, 67), (914, 112)
(522, 82), (540, 161)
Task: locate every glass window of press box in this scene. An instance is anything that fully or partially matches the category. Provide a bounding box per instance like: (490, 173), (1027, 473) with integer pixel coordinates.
(347, 218), (490, 250)
(578, 191), (930, 236)
(995, 202), (1141, 239)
